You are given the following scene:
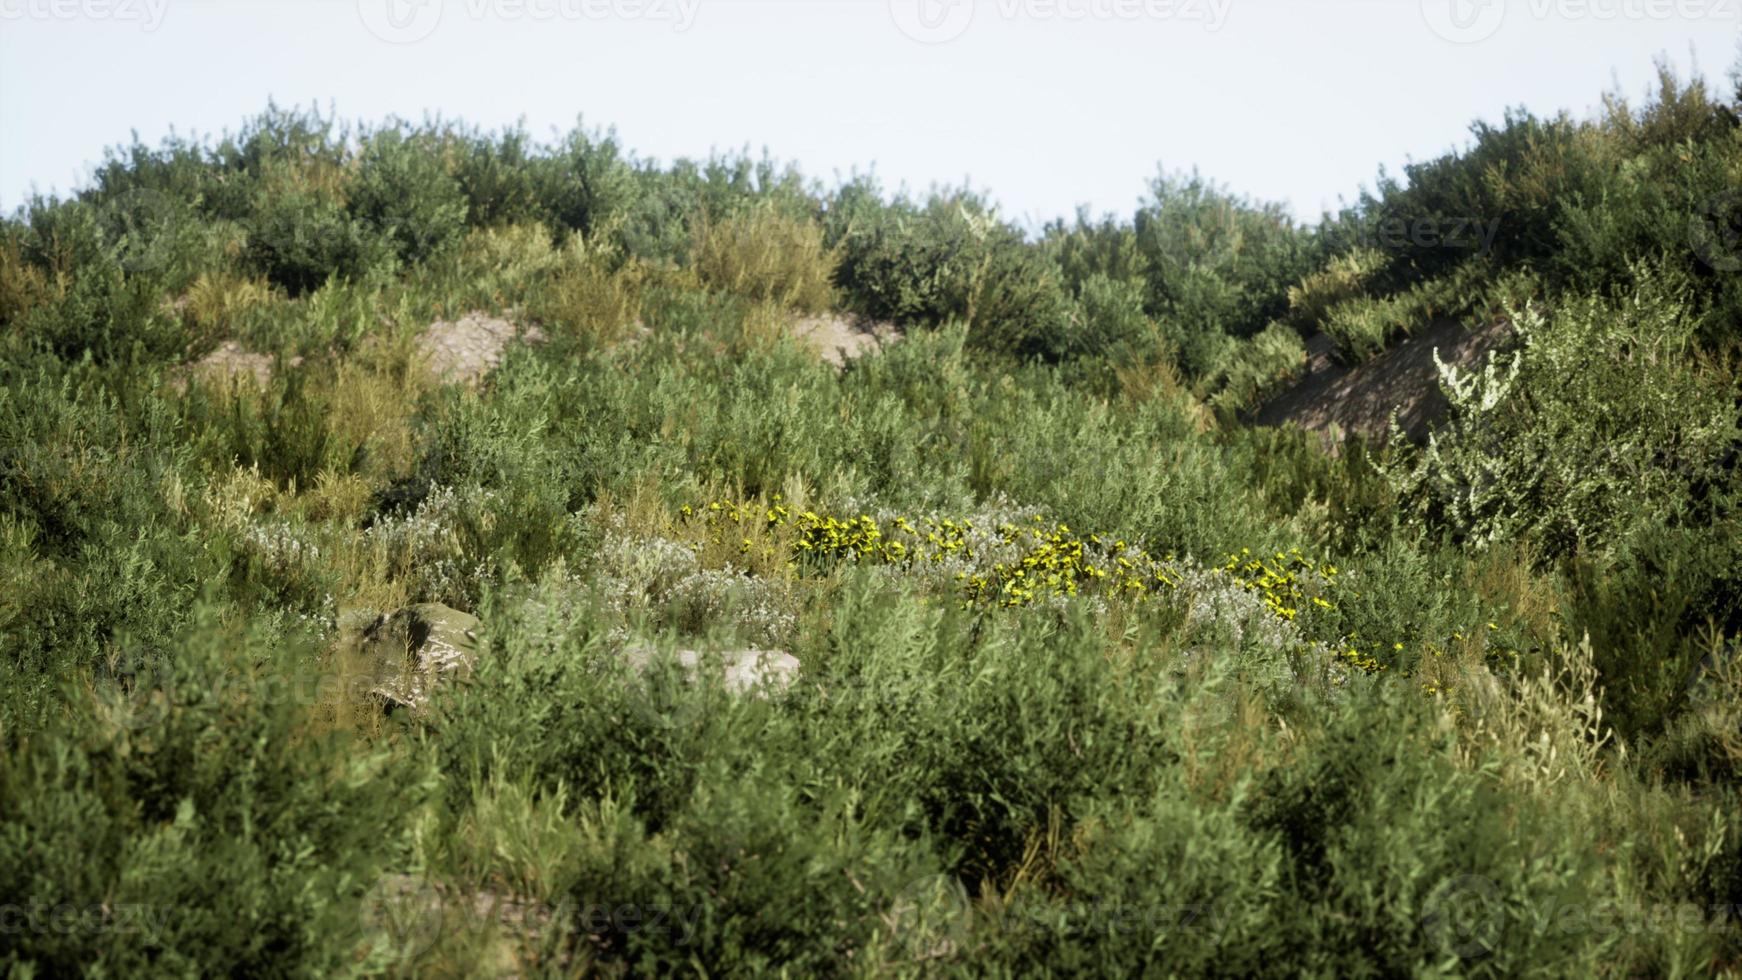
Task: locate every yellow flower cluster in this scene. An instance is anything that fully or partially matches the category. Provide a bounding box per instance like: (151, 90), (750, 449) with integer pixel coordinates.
(1340, 647), (1388, 674)
(1219, 548), (1386, 676)
(683, 499), (1449, 679)
(1219, 548), (1336, 623)
(691, 501), (1302, 614)
(964, 518), (1177, 608)
(787, 510), (975, 566)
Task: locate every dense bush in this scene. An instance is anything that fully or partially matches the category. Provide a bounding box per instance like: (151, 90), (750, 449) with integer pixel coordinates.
(827, 190), (1081, 360)
(2, 58), (1740, 975)
(243, 169), (392, 296)
(1384, 272), (1737, 562)
(1058, 272), (1159, 363)
(530, 125), (639, 243)
(0, 616), (420, 977)
(1285, 245), (1384, 331)
(1306, 61), (1741, 355)
(349, 126), (469, 267)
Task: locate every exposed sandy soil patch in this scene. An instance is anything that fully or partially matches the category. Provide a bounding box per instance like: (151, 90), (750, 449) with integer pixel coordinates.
(172, 341), (303, 392)
(1252, 319), (1514, 445)
(196, 341), (276, 387)
(790, 313), (902, 367)
(420, 312), (546, 384)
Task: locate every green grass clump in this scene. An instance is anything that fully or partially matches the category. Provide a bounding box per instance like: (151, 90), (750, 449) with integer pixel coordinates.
(2, 54), (1741, 976)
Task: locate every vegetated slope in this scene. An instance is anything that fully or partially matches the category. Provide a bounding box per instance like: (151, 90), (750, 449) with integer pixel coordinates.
(0, 61), (1739, 978)
(1253, 318), (1513, 443)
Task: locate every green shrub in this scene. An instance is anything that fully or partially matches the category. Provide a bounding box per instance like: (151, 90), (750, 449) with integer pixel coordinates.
(528, 236), (649, 346)
(693, 204), (839, 313)
(1241, 687), (1617, 976)
(1041, 208), (1150, 295)
(0, 231), (55, 330)
(450, 125), (544, 229)
(626, 152), (814, 265)
(1561, 521), (1742, 740)
(445, 223), (563, 309)
(182, 358), (375, 492)
(7, 199), (190, 363)
(5, 78), (1742, 977)
(1135, 172), (1318, 377)
(1208, 321), (1308, 418)
(1287, 246), (1385, 330)
(349, 126), (469, 266)
(243, 167), (392, 295)
(1062, 273), (1155, 361)
(1322, 292), (1410, 363)
(531, 124), (638, 241)
(833, 193), (1072, 361)
(1383, 272), (1738, 561)
(18, 255), (184, 364)
(0, 614), (422, 977)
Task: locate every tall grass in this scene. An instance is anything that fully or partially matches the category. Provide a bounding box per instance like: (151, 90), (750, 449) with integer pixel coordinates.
(2, 57), (1740, 976)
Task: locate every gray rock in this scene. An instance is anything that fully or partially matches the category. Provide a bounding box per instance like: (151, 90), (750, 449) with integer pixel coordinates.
(621, 646), (800, 696)
(361, 603), (481, 710)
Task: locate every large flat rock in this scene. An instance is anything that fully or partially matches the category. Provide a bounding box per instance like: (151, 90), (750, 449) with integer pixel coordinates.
(361, 603), (482, 710)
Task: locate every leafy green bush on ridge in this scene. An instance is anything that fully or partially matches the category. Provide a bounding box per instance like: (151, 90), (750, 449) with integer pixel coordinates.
(0, 56), (1740, 976)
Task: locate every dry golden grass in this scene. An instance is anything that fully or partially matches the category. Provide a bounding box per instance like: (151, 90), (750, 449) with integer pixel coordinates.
(592, 473), (807, 584)
(326, 347), (428, 483)
(693, 205), (840, 314)
(295, 470), (375, 525)
(180, 270), (276, 334)
(0, 236), (55, 328)
(540, 256), (643, 346)
(1463, 540), (1564, 640)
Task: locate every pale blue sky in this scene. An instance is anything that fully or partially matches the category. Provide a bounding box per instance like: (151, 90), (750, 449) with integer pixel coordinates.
(1, 1), (1737, 226)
